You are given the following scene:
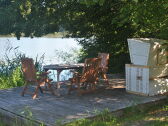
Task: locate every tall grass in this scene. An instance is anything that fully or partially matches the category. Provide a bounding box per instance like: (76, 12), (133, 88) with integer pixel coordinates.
(0, 45), (25, 89)
(0, 42), (45, 89)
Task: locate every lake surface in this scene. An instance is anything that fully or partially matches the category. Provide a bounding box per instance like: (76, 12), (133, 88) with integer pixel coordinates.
(0, 37), (81, 63)
(0, 37), (81, 81)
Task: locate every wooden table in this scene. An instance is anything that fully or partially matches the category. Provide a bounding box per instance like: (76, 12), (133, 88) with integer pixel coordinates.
(43, 63), (84, 89)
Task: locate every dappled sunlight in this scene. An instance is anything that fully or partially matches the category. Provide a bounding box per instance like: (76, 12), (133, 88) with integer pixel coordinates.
(145, 115), (168, 122)
(151, 78), (168, 95)
(108, 78), (125, 89)
(66, 113), (89, 120)
(153, 42), (159, 49)
(91, 97), (120, 104)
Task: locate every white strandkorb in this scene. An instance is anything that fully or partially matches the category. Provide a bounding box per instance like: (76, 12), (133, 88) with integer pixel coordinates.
(128, 38), (168, 78)
(126, 38), (168, 96)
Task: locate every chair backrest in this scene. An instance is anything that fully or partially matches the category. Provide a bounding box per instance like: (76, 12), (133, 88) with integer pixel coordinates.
(81, 58), (101, 83)
(98, 53), (109, 68)
(21, 58), (37, 82)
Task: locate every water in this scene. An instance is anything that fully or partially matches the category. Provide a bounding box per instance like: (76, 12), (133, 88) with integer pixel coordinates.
(0, 37), (81, 81)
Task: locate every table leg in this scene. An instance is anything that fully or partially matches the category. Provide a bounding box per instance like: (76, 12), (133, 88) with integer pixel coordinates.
(55, 69), (62, 96)
(57, 70), (62, 89)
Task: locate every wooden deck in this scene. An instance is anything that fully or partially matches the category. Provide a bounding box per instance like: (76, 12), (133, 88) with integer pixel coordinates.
(0, 79), (166, 126)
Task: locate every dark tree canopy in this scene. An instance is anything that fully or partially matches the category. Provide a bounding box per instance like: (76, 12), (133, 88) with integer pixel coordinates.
(0, 0), (105, 38)
(0, 0), (168, 72)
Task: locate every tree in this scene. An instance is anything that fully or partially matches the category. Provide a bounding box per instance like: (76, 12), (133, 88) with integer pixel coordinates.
(0, 0), (105, 39)
(0, 0), (168, 72)
(0, 0), (62, 39)
(61, 0), (168, 72)
(60, 0), (134, 72)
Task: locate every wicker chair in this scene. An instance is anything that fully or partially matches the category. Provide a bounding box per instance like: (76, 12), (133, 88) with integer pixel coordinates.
(21, 58), (55, 99)
(68, 58), (101, 95)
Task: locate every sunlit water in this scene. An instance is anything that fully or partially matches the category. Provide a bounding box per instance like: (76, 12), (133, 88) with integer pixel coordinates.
(0, 37), (81, 81)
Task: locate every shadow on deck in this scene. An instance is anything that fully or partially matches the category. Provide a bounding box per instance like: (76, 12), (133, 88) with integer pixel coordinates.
(0, 78), (166, 126)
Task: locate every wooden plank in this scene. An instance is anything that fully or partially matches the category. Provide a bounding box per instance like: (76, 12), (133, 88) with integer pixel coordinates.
(43, 63), (84, 70)
(128, 39), (150, 65)
(126, 64), (149, 68)
(126, 90), (149, 96)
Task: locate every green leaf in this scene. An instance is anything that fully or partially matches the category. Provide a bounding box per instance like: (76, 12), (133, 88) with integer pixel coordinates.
(163, 3), (168, 8)
(99, 0), (105, 5)
(133, 0), (138, 3)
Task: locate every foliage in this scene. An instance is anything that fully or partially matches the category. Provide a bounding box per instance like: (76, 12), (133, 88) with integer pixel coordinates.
(79, 0), (105, 6)
(120, 0), (168, 39)
(34, 53), (45, 72)
(54, 47), (82, 64)
(0, 42), (45, 89)
(1, 0), (168, 72)
(61, 1), (134, 72)
(0, 44), (25, 88)
(61, 0), (168, 73)
(0, 0), (104, 39)
(0, 67), (24, 88)
(0, 0), (59, 39)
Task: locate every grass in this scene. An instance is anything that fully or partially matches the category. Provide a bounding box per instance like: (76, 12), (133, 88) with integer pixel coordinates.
(65, 99), (168, 126)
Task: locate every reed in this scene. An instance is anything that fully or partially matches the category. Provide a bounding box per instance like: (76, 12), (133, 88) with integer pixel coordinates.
(0, 42), (45, 89)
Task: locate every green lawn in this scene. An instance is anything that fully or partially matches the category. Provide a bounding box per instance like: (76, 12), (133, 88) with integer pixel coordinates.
(65, 99), (168, 126)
